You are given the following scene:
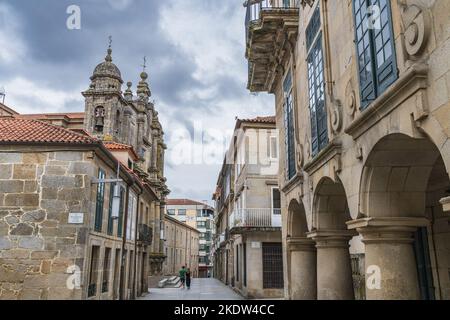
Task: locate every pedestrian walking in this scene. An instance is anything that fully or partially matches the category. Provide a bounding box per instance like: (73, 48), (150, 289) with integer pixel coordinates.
(186, 268), (192, 290)
(179, 266), (187, 289)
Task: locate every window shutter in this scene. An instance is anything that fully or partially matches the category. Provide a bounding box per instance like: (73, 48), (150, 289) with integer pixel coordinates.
(107, 183), (115, 235)
(94, 169), (105, 232)
(353, 0), (376, 109)
(373, 0), (397, 95)
(353, 0), (397, 108)
(117, 187), (125, 237)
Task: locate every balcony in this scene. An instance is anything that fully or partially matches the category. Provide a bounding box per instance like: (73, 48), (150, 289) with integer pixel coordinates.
(245, 0), (300, 93)
(229, 208), (282, 233)
(137, 224), (153, 246)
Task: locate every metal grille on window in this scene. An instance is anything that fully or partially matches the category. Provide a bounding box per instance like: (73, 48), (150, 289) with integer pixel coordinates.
(307, 6), (328, 157)
(262, 243), (284, 289)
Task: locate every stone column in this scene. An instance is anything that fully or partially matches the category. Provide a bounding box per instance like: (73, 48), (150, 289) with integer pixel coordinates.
(308, 230), (356, 300)
(287, 237), (317, 300)
(348, 217), (428, 300)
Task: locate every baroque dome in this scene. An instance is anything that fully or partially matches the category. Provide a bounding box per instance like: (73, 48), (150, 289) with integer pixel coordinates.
(91, 48), (123, 83)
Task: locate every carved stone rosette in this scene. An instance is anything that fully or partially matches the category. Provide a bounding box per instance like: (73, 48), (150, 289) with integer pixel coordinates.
(399, 0), (432, 60)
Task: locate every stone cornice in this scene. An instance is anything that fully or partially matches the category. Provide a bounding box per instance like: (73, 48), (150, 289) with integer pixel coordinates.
(303, 139), (342, 176)
(346, 217), (429, 230)
(345, 63), (429, 139)
(287, 237), (316, 252)
(281, 171), (303, 194)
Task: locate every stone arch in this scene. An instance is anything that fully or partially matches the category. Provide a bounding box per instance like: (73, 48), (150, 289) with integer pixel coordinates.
(356, 133), (450, 299)
(360, 133), (443, 218)
(287, 199), (308, 238)
(313, 177), (351, 231)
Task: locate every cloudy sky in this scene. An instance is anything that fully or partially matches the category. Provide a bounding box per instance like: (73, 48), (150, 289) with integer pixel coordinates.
(0, 0), (274, 204)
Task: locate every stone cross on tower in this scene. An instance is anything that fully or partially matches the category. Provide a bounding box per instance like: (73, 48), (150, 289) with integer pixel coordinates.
(108, 35), (113, 49)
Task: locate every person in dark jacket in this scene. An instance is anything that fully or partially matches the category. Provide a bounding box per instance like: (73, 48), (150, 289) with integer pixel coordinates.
(186, 268), (192, 290)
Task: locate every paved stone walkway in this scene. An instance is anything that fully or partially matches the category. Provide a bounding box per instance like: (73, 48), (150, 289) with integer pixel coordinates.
(140, 278), (244, 300)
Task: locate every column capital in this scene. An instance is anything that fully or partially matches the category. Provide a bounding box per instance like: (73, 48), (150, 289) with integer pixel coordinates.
(347, 217), (429, 244)
(287, 237), (316, 252)
(306, 230), (357, 249)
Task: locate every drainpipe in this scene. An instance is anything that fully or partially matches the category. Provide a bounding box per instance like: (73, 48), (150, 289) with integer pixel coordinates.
(119, 185), (130, 300)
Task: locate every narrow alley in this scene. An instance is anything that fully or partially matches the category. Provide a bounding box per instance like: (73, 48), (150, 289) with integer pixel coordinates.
(141, 278), (244, 301)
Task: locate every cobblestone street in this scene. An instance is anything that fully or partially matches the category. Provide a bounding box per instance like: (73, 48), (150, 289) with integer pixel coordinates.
(141, 278), (244, 300)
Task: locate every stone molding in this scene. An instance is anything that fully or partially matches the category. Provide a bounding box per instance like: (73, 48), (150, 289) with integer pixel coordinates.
(346, 216), (430, 229)
(398, 0), (432, 60)
(306, 230), (357, 249)
(303, 139), (342, 177)
(287, 237), (316, 252)
(345, 63), (429, 139)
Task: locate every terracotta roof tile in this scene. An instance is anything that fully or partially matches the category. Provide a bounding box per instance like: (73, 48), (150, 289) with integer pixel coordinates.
(16, 112), (85, 120)
(239, 116), (276, 124)
(0, 117), (97, 144)
(104, 141), (139, 160)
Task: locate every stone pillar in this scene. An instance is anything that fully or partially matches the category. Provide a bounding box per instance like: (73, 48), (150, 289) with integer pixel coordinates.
(287, 237), (317, 300)
(348, 218), (428, 300)
(308, 230), (356, 300)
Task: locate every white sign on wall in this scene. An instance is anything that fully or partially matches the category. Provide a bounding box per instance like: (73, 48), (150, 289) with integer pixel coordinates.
(68, 213), (84, 224)
(251, 241), (261, 249)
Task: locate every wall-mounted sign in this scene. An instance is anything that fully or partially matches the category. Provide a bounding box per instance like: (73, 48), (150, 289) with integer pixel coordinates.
(251, 241), (261, 249)
(68, 213), (84, 224)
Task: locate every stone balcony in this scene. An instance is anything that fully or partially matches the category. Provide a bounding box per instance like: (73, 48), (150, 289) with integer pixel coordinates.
(229, 208), (282, 234)
(245, 0), (300, 93)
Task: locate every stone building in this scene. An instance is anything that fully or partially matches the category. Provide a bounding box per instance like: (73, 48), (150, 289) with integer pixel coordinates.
(244, 0), (450, 300)
(162, 214), (199, 278)
(212, 116), (284, 299)
(166, 199), (214, 278)
(0, 46), (169, 300)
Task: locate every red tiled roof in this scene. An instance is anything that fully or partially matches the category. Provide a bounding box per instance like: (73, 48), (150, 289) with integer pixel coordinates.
(104, 141), (139, 160)
(0, 117), (97, 144)
(166, 199), (210, 207)
(239, 116), (276, 124)
(17, 112), (85, 120)
(104, 141), (133, 151)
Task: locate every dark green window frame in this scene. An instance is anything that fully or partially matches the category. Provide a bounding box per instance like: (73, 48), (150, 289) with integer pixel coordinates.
(283, 71), (296, 180)
(353, 0), (398, 109)
(107, 183), (115, 236)
(94, 169), (106, 232)
(307, 6), (328, 157)
(117, 186), (125, 237)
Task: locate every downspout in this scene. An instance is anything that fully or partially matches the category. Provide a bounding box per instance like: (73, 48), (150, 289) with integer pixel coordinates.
(119, 185), (130, 300)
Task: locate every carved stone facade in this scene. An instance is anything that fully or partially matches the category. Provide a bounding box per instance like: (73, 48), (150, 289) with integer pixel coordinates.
(245, 0), (450, 300)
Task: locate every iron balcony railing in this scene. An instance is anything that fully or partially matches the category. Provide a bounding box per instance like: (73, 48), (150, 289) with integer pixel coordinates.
(138, 224), (153, 246)
(230, 208), (282, 229)
(245, 0), (299, 38)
